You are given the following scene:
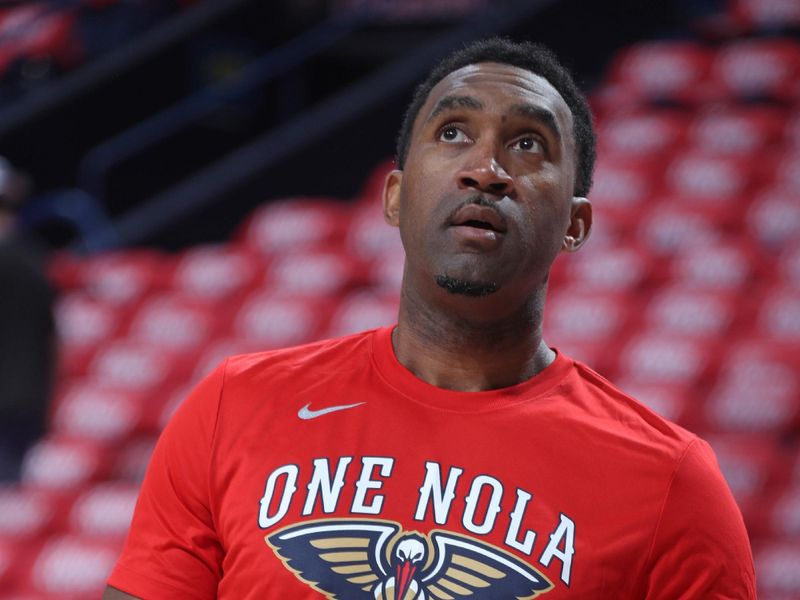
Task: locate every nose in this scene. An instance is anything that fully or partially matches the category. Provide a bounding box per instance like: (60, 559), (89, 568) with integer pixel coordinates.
(457, 152), (514, 197)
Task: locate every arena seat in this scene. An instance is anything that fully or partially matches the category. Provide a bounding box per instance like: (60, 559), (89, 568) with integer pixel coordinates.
(77, 250), (169, 306)
(642, 286), (739, 338)
(754, 541), (800, 598)
(704, 434), (781, 506)
(127, 293), (221, 351)
(238, 198), (352, 255)
(686, 106), (786, 155)
(668, 241), (761, 291)
(266, 246), (367, 297)
(637, 202), (736, 255)
(728, 0), (800, 31)
(66, 482), (139, 541)
(0, 486), (64, 544)
(231, 291), (330, 349)
(49, 381), (163, 443)
(559, 244), (654, 291)
(597, 110), (689, 159)
(169, 244), (264, 302)
(19, 534), (121, 599)
(20, 437), (114, 491)
(87, 339), (196, 392)
(324, 292), (400, 339)
(749, 185), (800, 249)
(709, 38), (800, 100)
(605, 41), (713, 103)
(585, 156), (659, 218)
(663, 152), (753, 203)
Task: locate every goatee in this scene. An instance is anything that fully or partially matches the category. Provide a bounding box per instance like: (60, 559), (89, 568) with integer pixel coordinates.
(435, 275), (498, 297)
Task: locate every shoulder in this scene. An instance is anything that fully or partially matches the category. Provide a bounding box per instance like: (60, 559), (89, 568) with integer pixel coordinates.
(217, 327), (381, 392)
(226, 328), (378, 372)
(558, 353), (699, 458)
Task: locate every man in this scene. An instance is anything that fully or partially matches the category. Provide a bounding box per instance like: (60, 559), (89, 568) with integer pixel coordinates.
(105, 38), (756, 598)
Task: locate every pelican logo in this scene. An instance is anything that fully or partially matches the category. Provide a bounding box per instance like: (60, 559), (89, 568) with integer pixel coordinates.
(266, 518), (553, 599)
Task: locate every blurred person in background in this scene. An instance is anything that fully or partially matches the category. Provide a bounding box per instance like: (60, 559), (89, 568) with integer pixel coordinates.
(0, 157), (55, 481)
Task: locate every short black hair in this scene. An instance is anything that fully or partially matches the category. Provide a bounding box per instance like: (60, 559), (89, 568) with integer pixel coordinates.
(395, 37), (596, 197)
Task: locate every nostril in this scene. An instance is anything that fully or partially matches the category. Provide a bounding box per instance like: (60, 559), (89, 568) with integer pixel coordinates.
(461, 176), (479, 187)
(489, 182), (508, 192)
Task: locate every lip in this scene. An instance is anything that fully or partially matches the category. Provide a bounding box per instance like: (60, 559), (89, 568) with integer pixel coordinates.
(449, 204), (508, 233)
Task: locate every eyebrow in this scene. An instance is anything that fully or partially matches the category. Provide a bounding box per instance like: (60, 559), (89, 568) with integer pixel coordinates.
(426, 95), (563, 143)
(427, 95), (484, 121)
(510, 103), (562, 143)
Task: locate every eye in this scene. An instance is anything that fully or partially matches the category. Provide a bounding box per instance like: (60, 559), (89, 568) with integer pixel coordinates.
(510, 135), (544, 153)
(438, 125), (470, 144)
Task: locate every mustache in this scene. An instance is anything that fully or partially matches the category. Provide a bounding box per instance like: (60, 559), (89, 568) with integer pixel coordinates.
(446, 194), (508, 227)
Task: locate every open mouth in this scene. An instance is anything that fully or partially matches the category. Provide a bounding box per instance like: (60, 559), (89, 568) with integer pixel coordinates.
(461, 219), (497, 230)
(450, 204), (507, 234)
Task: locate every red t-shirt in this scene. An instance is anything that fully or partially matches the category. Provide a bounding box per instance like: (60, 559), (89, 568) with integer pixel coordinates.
(109, 326), (756, 599)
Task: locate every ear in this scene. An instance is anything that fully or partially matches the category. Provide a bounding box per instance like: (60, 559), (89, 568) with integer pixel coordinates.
(562, 196), (592, 252)
(382, 169), (403, 227)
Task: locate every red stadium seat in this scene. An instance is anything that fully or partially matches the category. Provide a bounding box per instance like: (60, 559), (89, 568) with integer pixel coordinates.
(67, 482), (139, 540)
(597, 110), (689, 159)
(709, 38), (800, 100)
(615, 333), (714, 385)
(668, 241), (760, 291)
(754, 541), (800, 598)
(324, 292), (400, 339)
(610, 379), (699, 428)
(559, 244), (654, 291)
(232, 292), (330, 349)
(755, 287), (800, 344)
(20, 534), (120, 598)
(127, 293), (220, 351)
(643, 286), (739, 338)
(87, 339), (195, 392)
(704, 433), (779, 505)
(586, 155), (659, 219)
(686, 106), (786, 155)
(638, 202), (736, 256)
(108, 436), (157, 484)
(20, 437), (113, 491)
(364, 246), (405, 292)
(763, 150), (800, 193)
(347, 199), (404, 259)
(267, 247), (366, 297)
(605, 41), (713, 103)
(0, 486), (64, 543)
(663, 152), (753, 203)
(77, 250), (169, 306)
(544, 289), (634, 344)
(49, 382), (160, 443)
(54, 292), (122, 349)
(238, 198), (351, 255)
(749, 186), (800, 249)
(729, 0), (800, 31)
(777, 242), (800, 288)
(170, 244), (263, 302)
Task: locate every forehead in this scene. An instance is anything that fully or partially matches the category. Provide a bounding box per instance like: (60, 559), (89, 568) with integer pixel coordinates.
(416, 62), (574, 137)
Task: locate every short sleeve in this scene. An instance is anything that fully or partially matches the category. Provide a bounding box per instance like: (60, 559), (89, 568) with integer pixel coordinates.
(642, 438), (757, 599)
(107, 361), (227, 599)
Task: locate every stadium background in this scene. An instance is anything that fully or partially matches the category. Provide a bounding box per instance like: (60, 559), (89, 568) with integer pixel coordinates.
(0, 0), (799, 597)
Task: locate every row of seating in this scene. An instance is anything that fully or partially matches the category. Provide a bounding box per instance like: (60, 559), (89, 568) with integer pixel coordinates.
(2, 27), (800, 600)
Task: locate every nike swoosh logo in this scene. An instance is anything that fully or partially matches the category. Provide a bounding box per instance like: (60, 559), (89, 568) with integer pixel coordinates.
(298, 402), (365, 420)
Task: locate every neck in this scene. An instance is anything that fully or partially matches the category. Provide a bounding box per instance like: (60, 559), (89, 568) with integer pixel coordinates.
(392, 280), (554, 392)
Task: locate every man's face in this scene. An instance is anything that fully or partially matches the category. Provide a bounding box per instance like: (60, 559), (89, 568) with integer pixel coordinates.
(384, 62), (590, 312)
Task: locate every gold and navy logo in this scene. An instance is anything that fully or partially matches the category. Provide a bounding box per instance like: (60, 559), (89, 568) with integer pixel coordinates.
(266, 518), (553, 599)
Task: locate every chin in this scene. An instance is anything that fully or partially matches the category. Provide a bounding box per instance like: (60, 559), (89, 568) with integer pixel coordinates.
(435, 274), (498, 297)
